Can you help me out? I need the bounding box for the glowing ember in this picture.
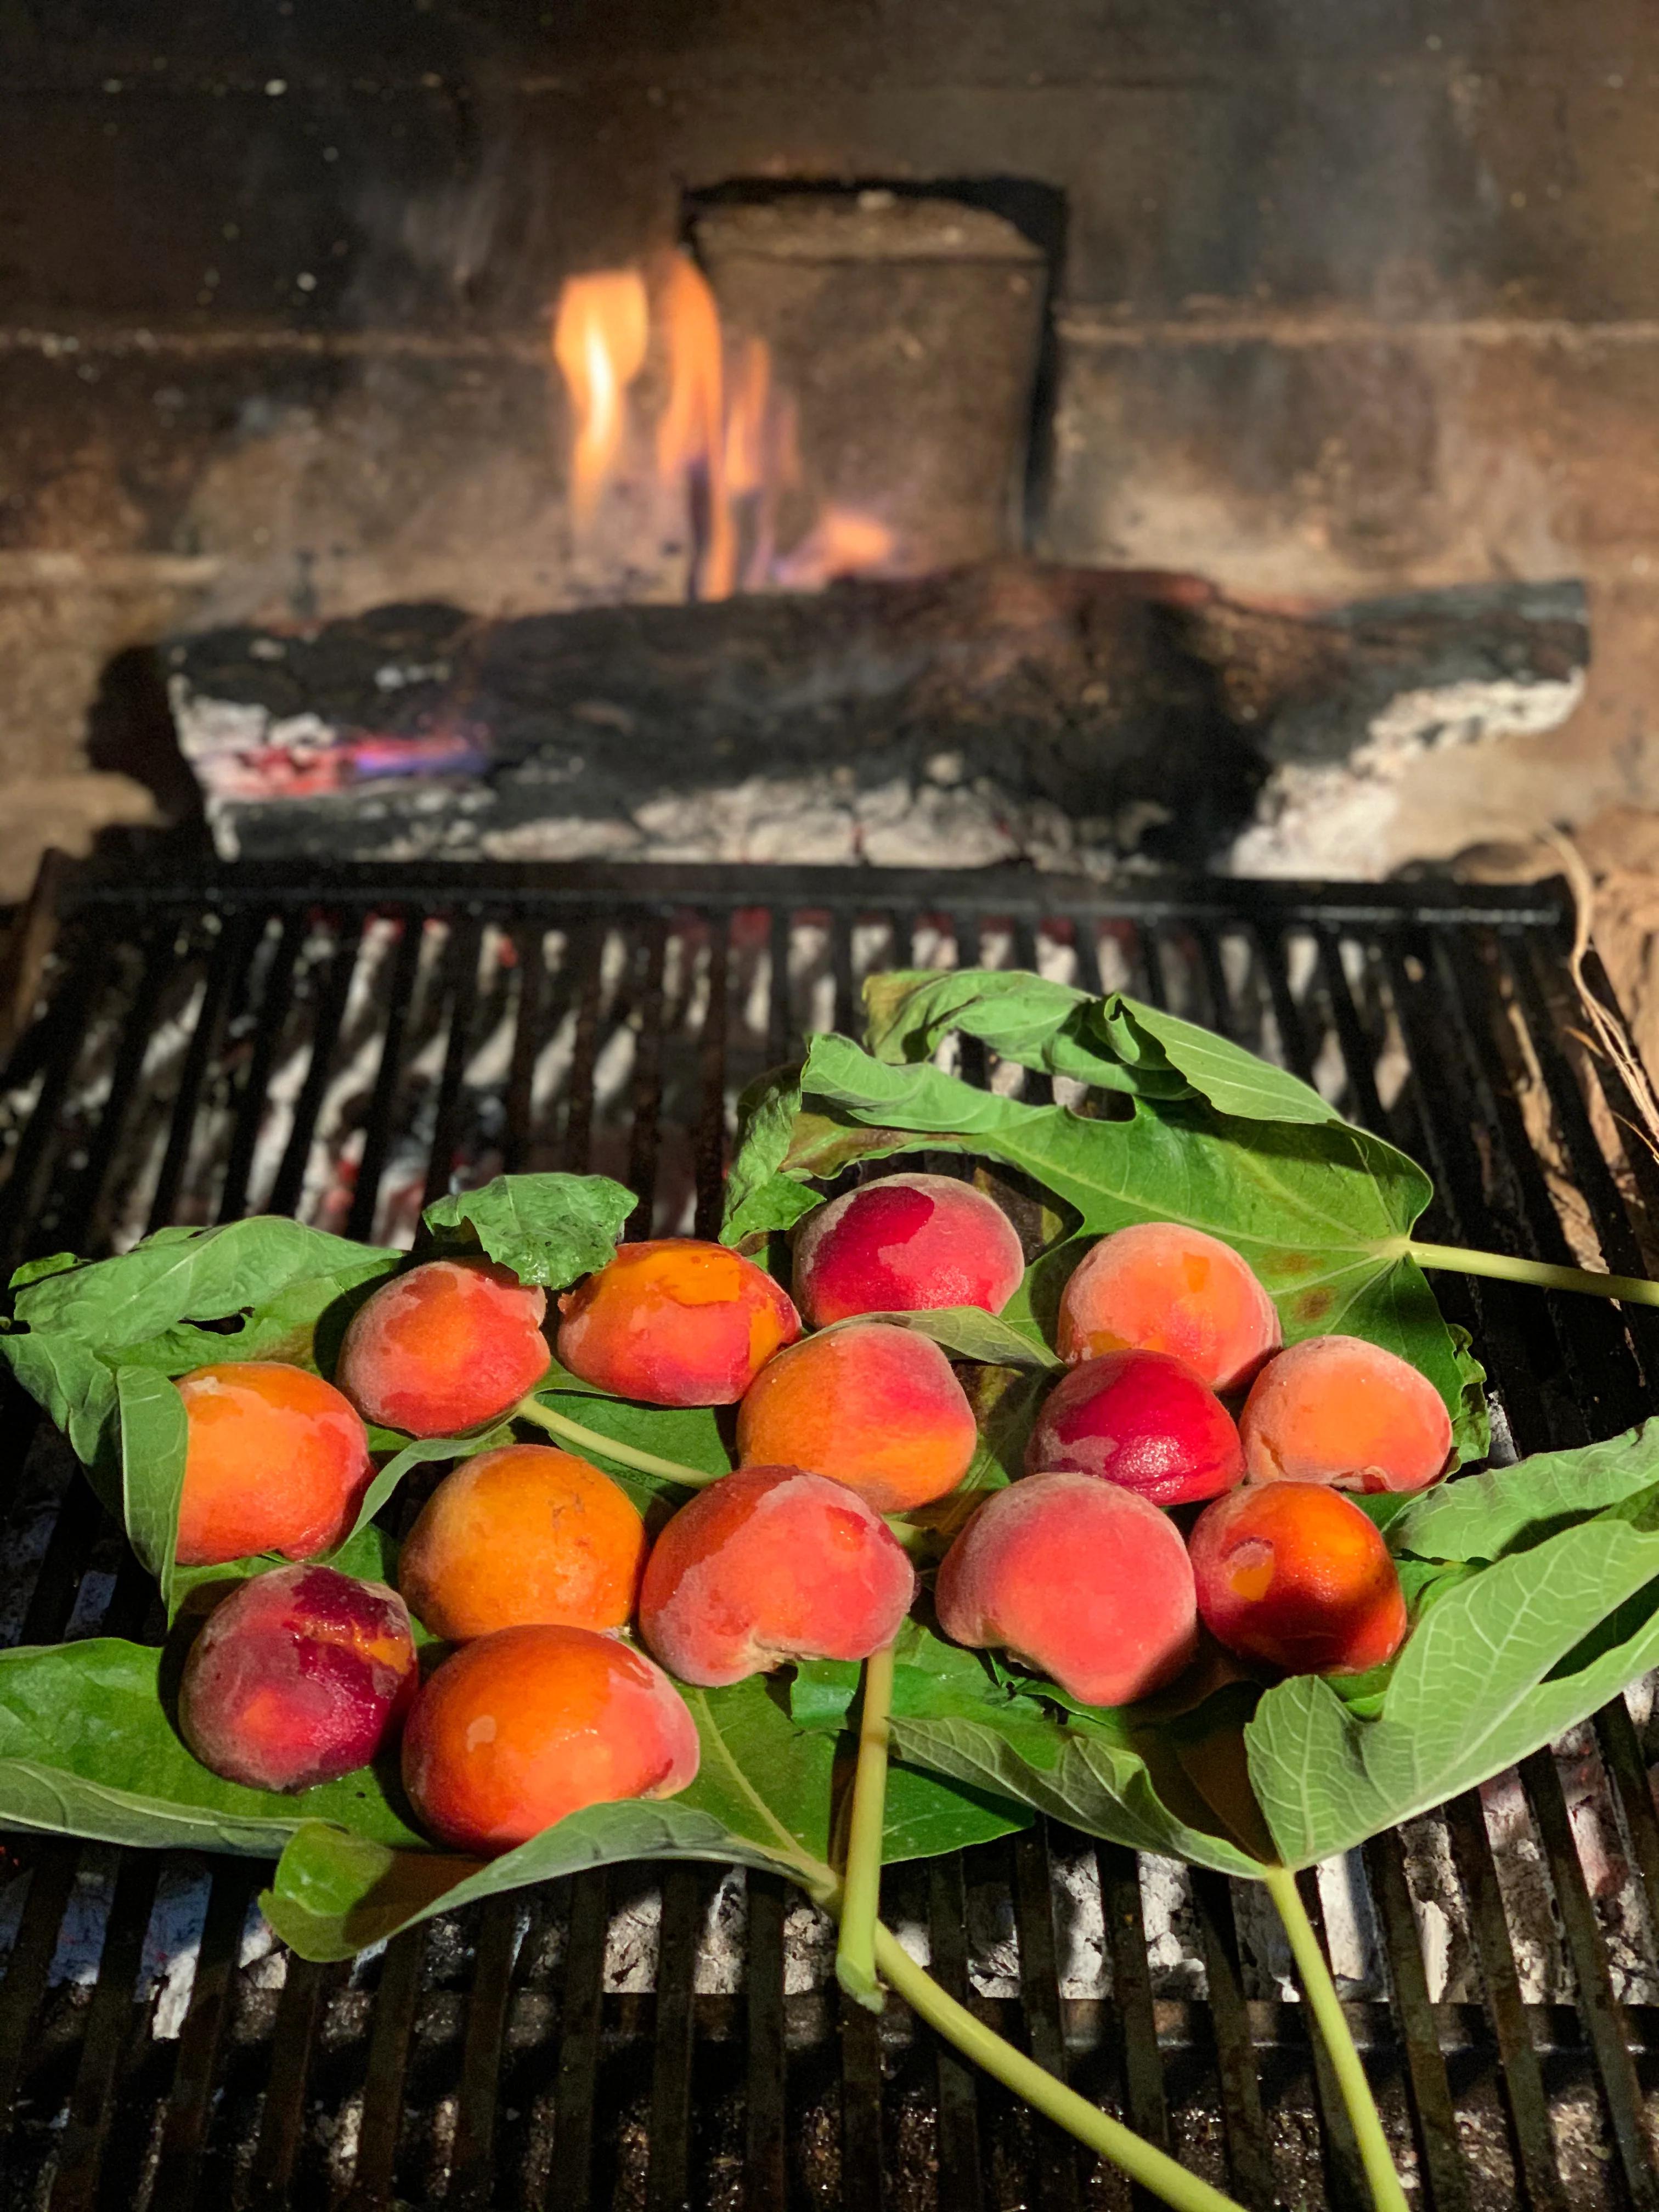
[552,249,895,600]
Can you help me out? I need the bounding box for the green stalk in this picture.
[1406,1239,1659,1309]
[513,1395,720,1486]
[1261,1865,1408,2212]
[870,1922,1245,2212]
[836,1643,895,2012]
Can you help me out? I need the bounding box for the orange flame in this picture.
[552,269,648,522]
[553,248,894,600]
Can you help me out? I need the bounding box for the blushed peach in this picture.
[398,1444,647,1642]
[401,1623,699,1854]
[176,1362,373,1567]
[935,1472,1198,1707]
[179,1563,416,1792]
[336,1259,550,1436]
[1188,1480,1407,1675]
[637,1465,915,1688]
[1240,1335,1452,1493]
[556,1240,800,1406]
[735,1322,977,1513]
[1056,1223,1281,1392]
[791,1173,1025,1327]
[1024,1348,1244,1508]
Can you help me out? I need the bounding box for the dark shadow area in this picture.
[85,645,203,826]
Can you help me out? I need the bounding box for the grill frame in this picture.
[0,858,1655,2212]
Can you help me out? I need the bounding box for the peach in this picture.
[556,1240,800,1406]
[1240,1335,1452,1493]
[401,1623,699,1854]
[179,1562,416,1792]
[935,1472,1198,1707]
[791,1172,1025,1328]
[1024,1349,1243,1507]
[176,1362,373,1567]
[735,1322,977,1513]
[336,1259,550,1436]
[637,1465,915,1688]
[1188,1480,1407,1675]
[398,1444,647,1642]
[1056,1223,1281,1391]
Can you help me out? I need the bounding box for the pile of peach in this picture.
[167,1176,1455,1855]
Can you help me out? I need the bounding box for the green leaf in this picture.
[421,1173,635,1288]
[0,1638,426,1858]
[721,1067,821,1243]
[527,1387,732,1512]
[1390,1421,1659,1564]
[263,1668,1028,1961]
[117,1366,189,1596]
[1,1217,399,1471]
[753,1034,1472,1443]
[822,1306,1057,1370]
[862,970,1340,1125]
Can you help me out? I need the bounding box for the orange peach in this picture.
[935,1471,1198,1707]
[176,1362,373,1567]
[1240,1335,1452,1493]
[791,1172,1025,1327]
[336,1259,550,1436]
[637,1465,915,1688]
[401,1623,699,1854]
[398,1444,647,1641]
[1188,1480,1407,1675]
[556,1240,800,1406]
[1056,1223,1281,1392]
[735,1322,977,1513]
[179,1563,416,1792]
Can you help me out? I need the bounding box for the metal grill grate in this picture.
[1,858,1657,2212]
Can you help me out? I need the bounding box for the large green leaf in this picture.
[2,1217,400,1480]
[0,1637,426,1857]
[863,969,1341,1125]
[261,1668,1027,1960]
[1248,1475,1659,1867]
[421,1172,635,1288]
[724,1034,1476,1443]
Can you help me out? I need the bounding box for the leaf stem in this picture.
[512,1395,722,1487]
[1407,1239,1659,1309]
[870,1922,1246,2212]
[836,1643,895,2013]
[1261,1865,1408,2212]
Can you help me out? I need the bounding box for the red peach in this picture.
[176,1362,373,1567]
[556,1240,800,1406]
[1024,1349,1244,1508]
[1056,1222,1281,1391]
[1240,1335,1452,1493]
[791,1172,1025,1328]
[1188,1480,1407,1675]
[935,1471,1198,1707]
[179,1563,416,1792]
[336,1259,550,1436]
[735,1322,978,1513]
[402,1624,699,1854]
[397,1444,647,1641]
[637,1465,916,1688]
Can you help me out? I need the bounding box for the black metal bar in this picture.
[693,919,730,1241]
[626,919,669,1239]
[217,913,303,1222]
[47,1848,161,2212]
[744,1871,788,2212]
[267,916,360,1219]
[0,1843,80,2137]
[343,917,424,1244]
[1364,1829,1470,2212]
[1097,1838,1171,2191]
[0,939,109,1273]
[645,1863,703,2212]
[838,1986,886,2212]
[1519,1748,1657,2210]
[245,1955,336,2212]
[1294,1869,1370,2212]
[1190,1872,1274,2211]
[503,919,546,1173]
[54,928,173,1254]
[926,1854,985,2212]
[150,1860,261,2212]
[448,1894,521,2212]
[147,912,257,1233]
[343,1927,426,2212]
[1011,1825,1081,2212]
[561,923,605,1178]
[1442,1790,1567,2212]
[546,1869,608,2212]
[767,907,793,1066]
[419,911,486,1212]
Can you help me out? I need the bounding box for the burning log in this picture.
[159,562,1587,872]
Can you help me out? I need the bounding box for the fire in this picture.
[551,270,649,522]
[552,250,895,599]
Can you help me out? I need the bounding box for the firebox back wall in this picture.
[1,0,1657,887]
